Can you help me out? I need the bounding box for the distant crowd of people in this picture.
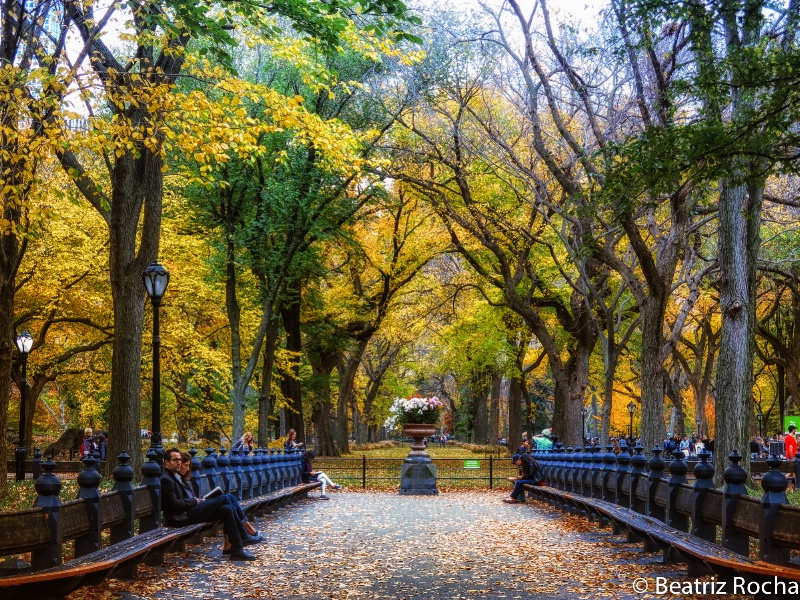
[662,434,714,458]
[750,424,797,459]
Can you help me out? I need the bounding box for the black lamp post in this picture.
[142,261,170,464]
[627,401,636,441]
[756,409,764,439]
[15,331,33,480]
[580,406,588,444]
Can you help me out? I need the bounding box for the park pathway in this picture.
[66,491,750,600]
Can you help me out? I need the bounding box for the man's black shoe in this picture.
[229,549,256,561]
[243,534,264,546]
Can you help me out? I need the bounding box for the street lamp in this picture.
[627,401,636,441]
[580,406,588,444]
[142,261,170,464]
[756,409,764,439]
[15,331,33,480]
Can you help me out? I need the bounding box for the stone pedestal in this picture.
[399,424,438,495]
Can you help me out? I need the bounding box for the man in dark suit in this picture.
[161,447,259,561]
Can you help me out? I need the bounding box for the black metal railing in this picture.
[314,456,519,489]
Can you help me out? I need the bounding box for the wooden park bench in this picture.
[520,442,800,589]
[0,447,320,600]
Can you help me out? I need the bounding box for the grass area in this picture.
[343,444,508,459]
[747,486,800,505]
[315,446,518,491]
[0,478,115,512]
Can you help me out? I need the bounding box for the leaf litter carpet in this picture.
[67,490,751,600]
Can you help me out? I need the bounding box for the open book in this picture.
[202,486,223,500]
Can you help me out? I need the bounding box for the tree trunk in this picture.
[664,368,684,438]
[336,338,369,453]
[106,147,164,474]
[716,179,763,483]
[309,351,339,457]
[22,375,49,453]
[552,327,595,447]
[226,225,246,443]
[471,371,489,444]
[508,375,522,452]
[601,367,614,446]
[638,296,668,454]
[367,425,379,442]
[280,296,304,442]
[257,321,279,445]
[505,291,596,448]
[352,401,364,445]
[173,375,190,443]
[0,259,15,493]
[488,371,501,445]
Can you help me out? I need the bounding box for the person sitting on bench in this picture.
[284,428,304,452]
[178,452,261,539]
[301,450,341,499]
[161,448,260,561]
[503,453,544,504]
[231,432,254,456]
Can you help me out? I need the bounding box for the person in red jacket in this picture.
[786,425,797,460]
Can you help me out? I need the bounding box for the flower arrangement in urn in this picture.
[385,395,443,428]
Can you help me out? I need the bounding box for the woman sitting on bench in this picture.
[178,452,260,539]
[161,448,261,561]
[301,450,341,500]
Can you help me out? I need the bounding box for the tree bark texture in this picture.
[336,338,369,452]
[280,298,304,442]
[106,148,163,475]
[488,370,501,445]
[470,370,490,444]
[257,325,279,446]
[309,350,339,457]
[0,269,15,493]
[716,179,763,483]
[508,375,523,452]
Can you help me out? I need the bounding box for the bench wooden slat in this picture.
[62,500,90,540]
[524,484,800,582]
[0,508,49,555]
[674,485,695,516]
[0,527,180,587]
[0,476,320,600]
[100,492,125,529]
[732,496,761,537]
[772,504,800,550]
[132,487,153,518]
[701,489,723,526]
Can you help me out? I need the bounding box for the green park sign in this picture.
[785,416,800,434]
[463,460,480,469]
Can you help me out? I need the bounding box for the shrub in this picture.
[350,440,398,451]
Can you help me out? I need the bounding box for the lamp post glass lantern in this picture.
[142,262,170,464]
[757,410,764,439]
[627,401,636,441]
[15,331,33,480]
